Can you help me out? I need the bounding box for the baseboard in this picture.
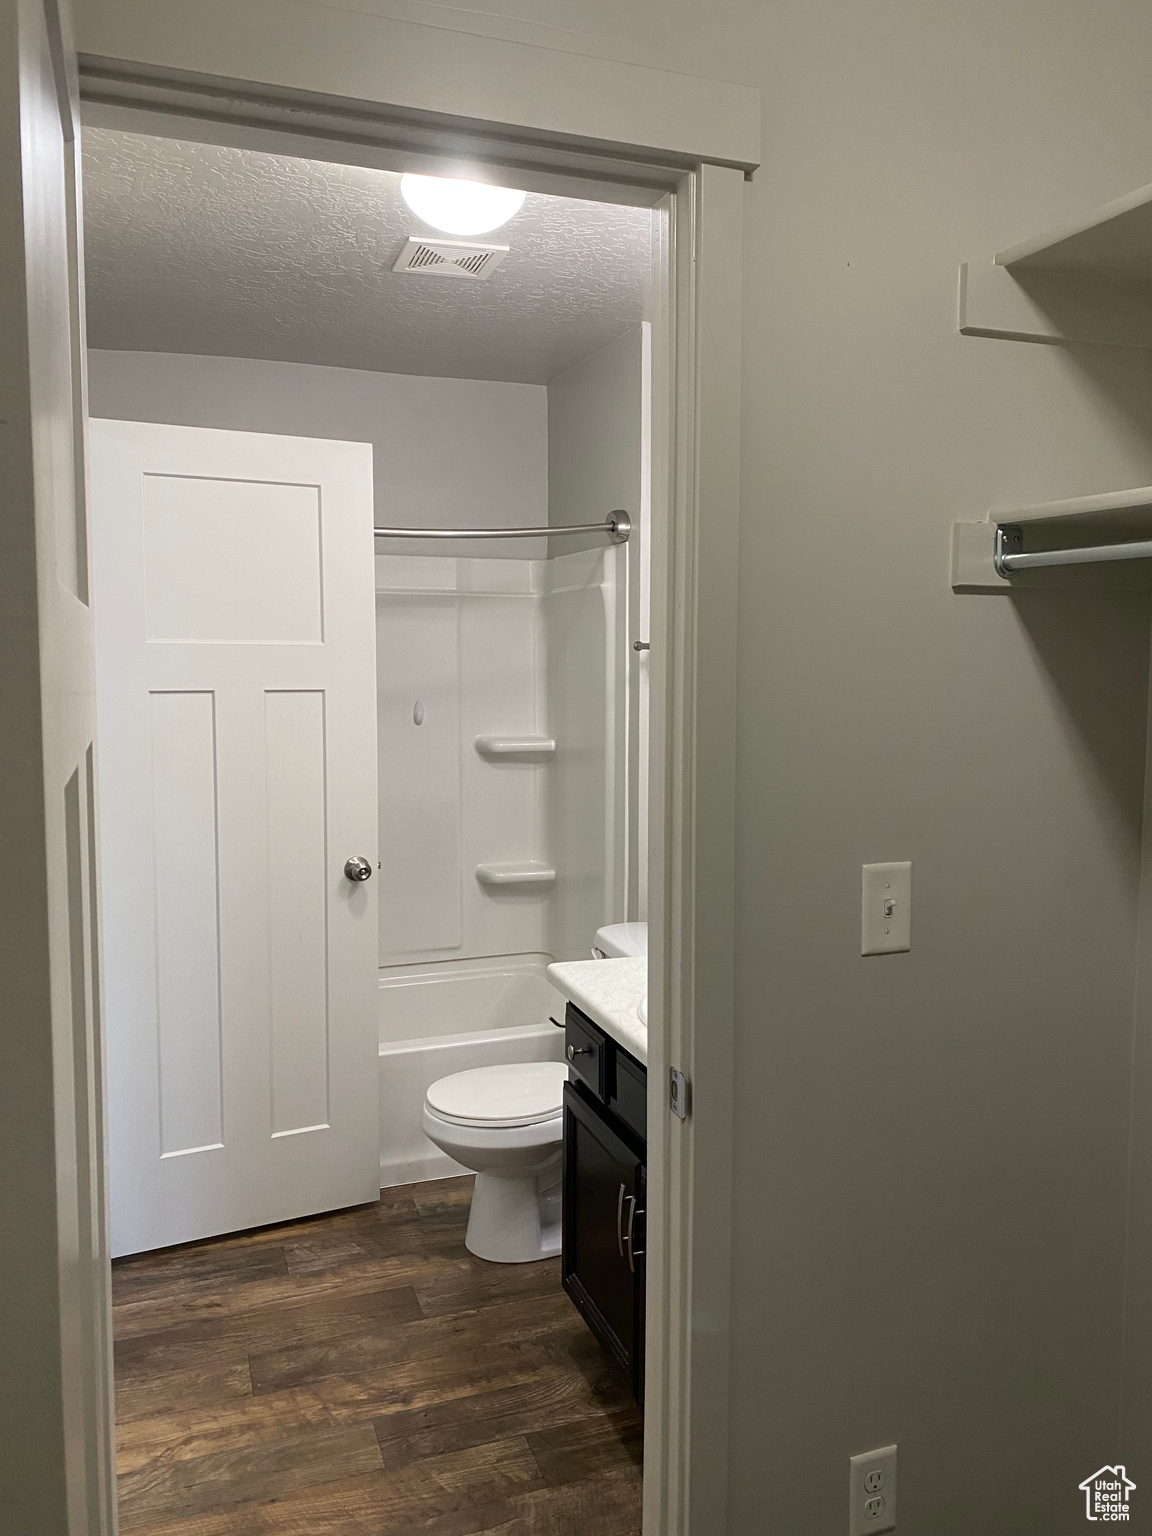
[380,1147,471,1189]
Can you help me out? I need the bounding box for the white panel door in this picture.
[90,420,378,1256]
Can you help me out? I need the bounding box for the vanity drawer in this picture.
[565,1005,605,1099]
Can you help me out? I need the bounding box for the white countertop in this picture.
[546,956,648,1066]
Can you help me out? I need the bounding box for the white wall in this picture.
[87,350,548,552]
[71,6,1152,1534]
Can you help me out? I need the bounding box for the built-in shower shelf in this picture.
[475,861,557,888]
[474,734,556,759]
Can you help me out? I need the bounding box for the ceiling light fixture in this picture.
[399,174,526,236]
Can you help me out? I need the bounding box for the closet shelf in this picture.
[958,178,1152,349]
[475,861,556,888]
[952,486,1152,592]
[995,181,1152,288]
[474,734,556,759]
[989,482,1152,525]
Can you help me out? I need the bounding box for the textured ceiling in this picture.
[81,129,652,385]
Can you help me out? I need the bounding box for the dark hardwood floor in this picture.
[112,1176,643,1535]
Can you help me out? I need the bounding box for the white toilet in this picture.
[421,924,648,1265]
[421,1060,568,1263]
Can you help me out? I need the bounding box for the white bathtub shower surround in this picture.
[376,554,550,967]
[375,547,630,1185]
[375,550,628,970]
[381,557,533,960]
[378,958,566,1186]
[547,956,648,1064]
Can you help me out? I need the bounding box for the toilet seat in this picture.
[424,1061,567,1130]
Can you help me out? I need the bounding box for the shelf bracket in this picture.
[992,523,1024,577]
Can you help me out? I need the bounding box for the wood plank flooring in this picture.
[113,1176,643,1535]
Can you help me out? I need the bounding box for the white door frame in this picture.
[19,7,755,1531]
[2,2,117,1532]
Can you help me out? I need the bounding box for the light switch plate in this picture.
[861,862,911,955]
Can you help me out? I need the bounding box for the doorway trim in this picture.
[72,0,760,177]
[67,12,753,1532]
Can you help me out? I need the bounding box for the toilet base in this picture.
[465,1165,562,1264]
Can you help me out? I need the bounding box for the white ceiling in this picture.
[81,128,652,385]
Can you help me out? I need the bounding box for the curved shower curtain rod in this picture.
[373,511,631,544]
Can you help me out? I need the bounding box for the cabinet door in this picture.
[562,1081,644,1396]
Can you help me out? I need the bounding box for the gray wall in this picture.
[87,350,548,554]
[76,4,1152,1533]
[722,9,1152,1531]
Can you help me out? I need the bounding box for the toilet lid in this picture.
[425,1061,568,1127]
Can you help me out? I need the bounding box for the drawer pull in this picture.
[625,1198,645,1274]
[566,1043,592,1061]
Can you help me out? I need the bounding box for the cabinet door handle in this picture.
[567,1043,592,1061]
[616,1183,627,1256]
[625,1199,645,1274]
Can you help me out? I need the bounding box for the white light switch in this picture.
[861,862,911,955]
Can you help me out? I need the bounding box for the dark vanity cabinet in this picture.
[561,1003,646,1406]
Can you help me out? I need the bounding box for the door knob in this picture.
[343,856,373,882]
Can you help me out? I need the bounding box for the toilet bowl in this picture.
[421,1060,568,1263]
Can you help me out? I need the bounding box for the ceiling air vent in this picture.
[392,236,508,281]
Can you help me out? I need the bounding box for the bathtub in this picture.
[378,959,567,1188]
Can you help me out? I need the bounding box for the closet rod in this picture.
[374,511,631,544]
[994,523,1152,576]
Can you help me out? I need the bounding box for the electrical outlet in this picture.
[850,1445,897,1535]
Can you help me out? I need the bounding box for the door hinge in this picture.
[669,1068,690,1121]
